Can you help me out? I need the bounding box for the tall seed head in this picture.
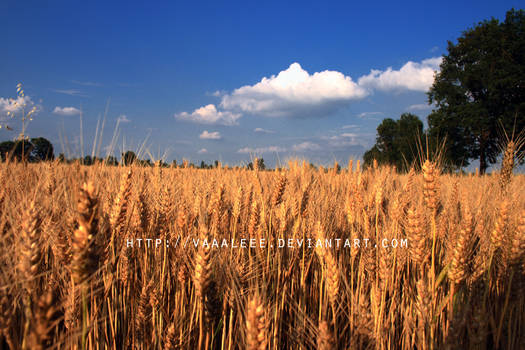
[271,173,287,207]
[245,294,266,350]
[449,211,473,285]
[422,160,439,212]
[510,210,525,267]
[71,182,99,285]
[19,201,43,292]
[406,207,427,266]
[499,140,515,191]
[110,169,132,232]
[491,200,509,251]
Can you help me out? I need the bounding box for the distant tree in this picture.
[83,155,94,165]
[247,158,266,170]
[363,113,424,171]
[105,156,118,166]
[0,140,34,162]
[30,137,54,161]
[57,153,66,163]
[427,9,525,173]
[122,151,137,166]
[257,158,266,170]
[0,141,15,161]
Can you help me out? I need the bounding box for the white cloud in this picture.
[322,133,368,148]
[175,104,241,126]
[357,111,383,119]
[176,58,442,124]
[197,148,208,154]
[53,106,81,116]
[199,130,222,140]
[292,142,321,152]
[407,103,432,111]
[52,89,87,97]
[220,62,368,118]
[358,57,442,92]
[0,96,35,117]
[237,146,286,154]
[210,90,226,97]
[117,114,131,123]
[342,124,359,129]
[254,127,275,134]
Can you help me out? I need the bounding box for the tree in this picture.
[247,158,266,170]
[257,158,266,170]
[30,137,54,161]
[363,113,424,171]
[83,155,94,165]
[427,9,525,173]
[0,141,15,161]
[0,140,33,161]
[122,151,137,166]
[105,156,118,166]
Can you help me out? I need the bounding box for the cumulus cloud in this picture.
[0,96,35,117]
[254,127,275,134]
[221,62,368,118]
[197,148,208,154]
[117,114,131,123]
[291,142,321,152]
[175,104,241,126]
[358,57,442,92]
[199,130,222,140]
[176,58,442,124]
[237,146,286,154]
[53,106,81,116]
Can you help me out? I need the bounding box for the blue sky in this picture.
[0,0,521,166]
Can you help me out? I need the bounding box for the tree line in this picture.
[0,140,271,170]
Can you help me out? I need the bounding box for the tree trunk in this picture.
[479,142,487,174]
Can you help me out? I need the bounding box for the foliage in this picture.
[247,158,266,170]
[30,137,54,161]
[427,8,525,173]
[0,140,33,161]
[122,151,137,166]
[363,113,424,172]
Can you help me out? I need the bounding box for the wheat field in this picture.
[0,159,524,349]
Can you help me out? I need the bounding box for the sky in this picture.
[0,0,522,167]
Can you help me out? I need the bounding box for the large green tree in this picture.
[427,8,525,173]
[363,113,424,172]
